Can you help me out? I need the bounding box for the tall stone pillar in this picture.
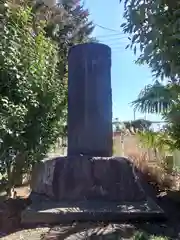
[68,43,112,157]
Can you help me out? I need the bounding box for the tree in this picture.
[0,0,94,191]
[131,80,180,121]
[120,0,180,152]
[120,0,180,82]
[132,81,175,114]
[113,118,152,133]
[0,1,64,189]
[123,119,152,132]
[132,82,180,150]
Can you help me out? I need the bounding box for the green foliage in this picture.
[168,123,180,150]
[133,231,148,240]
[133,231,169,240]
[132,81,178,114]
[123,119,152,131]
[130,81,180,150]
[137,130,173,153]
[0,0,94,189]
[113,118,152,133]
[43,0,95,44]
[0,1,66,184]
[120,0,180,81]
[120,0,180,152]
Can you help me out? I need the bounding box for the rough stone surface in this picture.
[30,156,146,202]
[21,194,165,225]
[68,43,112,157]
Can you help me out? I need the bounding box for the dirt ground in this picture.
[0,185,180,239]
[12,185,31,198]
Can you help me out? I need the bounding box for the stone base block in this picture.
[30,156,146,202]
[21,193,165,224]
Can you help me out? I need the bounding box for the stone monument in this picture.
[22,43,164,224]
[68,43,112,157]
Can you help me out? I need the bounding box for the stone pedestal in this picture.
[30,156,146,202]
[22,156,165,224]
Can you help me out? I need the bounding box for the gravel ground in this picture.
[1,193,180,240]
[1,180,180,239]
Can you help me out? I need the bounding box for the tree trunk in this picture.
[6,152,27,195]
[13,152,27,186]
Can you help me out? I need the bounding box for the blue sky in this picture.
[83,0,162,123]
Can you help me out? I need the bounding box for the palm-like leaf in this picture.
[165,104,180,122]
[132,81,177,114]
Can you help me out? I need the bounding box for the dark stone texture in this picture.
[30,156,147,202]
[22,193,165,225]
[68,43,112,157]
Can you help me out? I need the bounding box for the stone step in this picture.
[21,194,166,225]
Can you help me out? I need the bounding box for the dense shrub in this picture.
[128,153,175,192]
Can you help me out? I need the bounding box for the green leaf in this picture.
[0,0,92,177]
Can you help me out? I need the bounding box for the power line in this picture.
[95,33,124,38]
[69,13,123,34]
[97,36,129,46]
[50,6,127,40]
[99,44,127,49]
[106,43,127,47]
[96,42,128,51]
[95,23,122,33]
[104,47,126,51]
[98,37,128,42]
[99,42,127,47]
[111,47,127,51]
